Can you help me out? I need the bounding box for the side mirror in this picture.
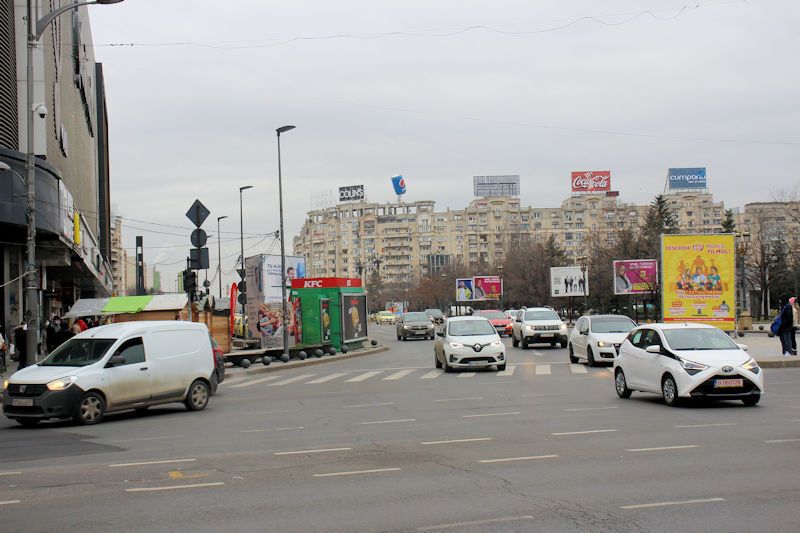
[645,345,662,355]
[436,331,445,337]
[736,343,749,351]
[107,354,125,367]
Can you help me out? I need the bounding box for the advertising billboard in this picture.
[245,254,307,349]
[550,266,589,297]
[339,184,365,202]
[667,168,707,189]
[571,171,611,193]
[613,259,658,295]
[456,278,474,302]
[342,293,368,342]
[391,175,407,196]
[320,299,332,343]
[661,234,735,330]
[473,276,503,301]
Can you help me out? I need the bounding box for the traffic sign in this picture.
[185,199,210,228]
[189,247,209,270]
[203,279,211,288]
[191,229,207,248]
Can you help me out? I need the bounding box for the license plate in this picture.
[414,330,427,335]
[468,361,485,367]
[539,333,554,338]
[714,379,743,388]
[11,398,34,407]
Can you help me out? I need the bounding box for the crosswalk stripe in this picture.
[383,369,416,381]
[570,364,588,374]
[228,375,284,388]
[459,372,477,378]
[496,365,516,376]
[420,370,442,379]
[345,370,383,382]
[305,372,348,384]
[269,374,316,386]
[536,364,551,375]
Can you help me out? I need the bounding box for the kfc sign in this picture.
[571,171,611,193]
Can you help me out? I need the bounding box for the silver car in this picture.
[396,312,435,341]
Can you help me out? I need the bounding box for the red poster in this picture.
[571,171,611,192]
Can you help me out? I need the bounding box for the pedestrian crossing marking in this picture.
[383,369,416,381]
[420,370,442,379]
[459,372,477,378]
[306,372,348,384]
[229,375,284,388]
[536,364,551,375]
[269,374,316,386]
[570,364,588,374]
[496,365,516,376]
[346,370,383,382]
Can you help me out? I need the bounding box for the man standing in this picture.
[13,323,28,370]
[790,296,798,356]
[778,296,794,356]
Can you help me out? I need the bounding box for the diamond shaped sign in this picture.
[186,199,210,228]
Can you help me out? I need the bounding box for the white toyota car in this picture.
[434,316,507,372]
[614,323,764,406]
[568,314,637,366]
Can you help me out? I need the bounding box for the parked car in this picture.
[376,311,398,325]
[568,314,637,366]
[397,312,435,340]
[434,316,506,372]
[209,334,226,387]
[511,307,568,349]
[474,309,513,337]
[2,321,217,426]
[614,323,763,406]
[425,308,445,324]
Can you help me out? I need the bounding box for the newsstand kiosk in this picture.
[290,278,368,352]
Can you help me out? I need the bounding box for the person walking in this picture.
[13,323,28,370]
[777,297,794,356]
[0,325,7,374]
[52,321,75,350]
[791,296,798,356]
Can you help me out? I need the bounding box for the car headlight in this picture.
[46,376,77,391]
[2,379,8,391]
[449,342,464,348]
[525,325,534,331]
[596,341,607,347]
[677,357,708,376]
[742,358,760,374]
[403,325,411,330]
[491,340,503,347]
[560,324,567,330]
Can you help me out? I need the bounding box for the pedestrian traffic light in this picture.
[184,270,197,293]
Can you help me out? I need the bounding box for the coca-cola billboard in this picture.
[571,171,611,193]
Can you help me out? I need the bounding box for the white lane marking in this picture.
[358,418,416,425]
[126,482,225,493]
[0,471,22,476]
[243,408,300,415]
[314,467,401,478]
[674,423,736,428]
[109,458,196,468]
[241,426,304,433]
[621,497,725,510]
[606,367,615,373]
[274,447,352,456]
[343,402,395,408]
[564,406,618,412]
[420,370,443,379]
[462,412,520,418]
[434,397,483,402]
[535,364,551,375]
[305,373,348,384]
[764,438,800,444]
[459,372,477,378]
[626,445,701,452]
[570,364,588,374]
[478,454,559,464]
[552,429,617,436]
[110,435,184,443]
[532,351,545,356]
[270,374,316,386]
[496,365,516,376]
[345,370,383,382]
[0,500,21,505]
[228,375,283,388]
[422,438,493,445]
[417,515,534,531]
[521,392,567,397]
[383,369,416,380]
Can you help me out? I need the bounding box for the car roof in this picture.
[521,307,556,311]
[636,323,717,330]
[476,309,502,313]
[587,314,635,320]
[446,316,491,322]
[74,320,207,339]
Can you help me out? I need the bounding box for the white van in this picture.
[2,321,217,426]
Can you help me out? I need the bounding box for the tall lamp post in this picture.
[239,186,253,317]
[23,0,124,361]
[216,215,228,298]
[276,125,295,361]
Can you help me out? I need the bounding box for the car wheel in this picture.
[497,363,507,371]
[662,374,680,407]
[512,333,519,348]
[16,418,40,427]
[443,356,453,373]
[560,340,568,349]
[435,352,442,368]
[397,334,401,340]
[568,344,578,364]
[615,369,632,398]
[742,395,761,406]
[185,379,210,411]
[521,337,528,350]
[74,392,105,425]
[587,346,596,367]
[550,341,557,348]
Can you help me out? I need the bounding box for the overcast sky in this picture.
[88,0,800,292]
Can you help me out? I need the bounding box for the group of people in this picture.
[563,275,586,295]
[776,296,799,356]
[676,266,723,292]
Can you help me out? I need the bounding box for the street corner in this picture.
[224,342,389,376]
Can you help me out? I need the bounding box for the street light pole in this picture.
[276,125,295,361]
[239,186,253,317]
[217,215,228,298]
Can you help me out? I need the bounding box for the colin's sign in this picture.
[339,185,365,201]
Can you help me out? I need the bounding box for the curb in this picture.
[224,345,389,376]
[758,359,800,369]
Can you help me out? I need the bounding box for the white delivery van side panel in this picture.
[146,327,213,401]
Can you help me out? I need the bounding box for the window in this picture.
[113,337,146,365]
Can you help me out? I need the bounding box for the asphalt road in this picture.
[1,325,799,532]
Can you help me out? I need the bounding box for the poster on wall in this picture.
[342,294,368,342]
[550,266,589,297]
[661,234,735,330]
[456,278,474,302]
[246,254,306,349]
[473,276,503,301]
[613,260,658,295]
[320,298,331,343]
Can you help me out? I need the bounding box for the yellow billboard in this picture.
[661,234,735,330]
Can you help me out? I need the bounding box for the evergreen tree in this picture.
[543,235,568,267]
[721,209,736,233]
[642,194,678,257]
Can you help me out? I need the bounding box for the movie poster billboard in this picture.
[245,254,307,349]
[342,293,368,342]
[456,278,474,302]
[550,266,589,297]
[661,234,735,330]
[473,276,503,301]
[613,259,658,295]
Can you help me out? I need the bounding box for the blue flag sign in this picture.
[391,175,407,195]
[668,168,707,189]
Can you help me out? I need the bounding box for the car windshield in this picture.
[478,311,507,320]
[524,310,560,321]
[663,328,740,351]
[591,317,636,333]
[426,309,443,318]
[403,312,429,322]
[39,338,116,367]
[448,320,497,336]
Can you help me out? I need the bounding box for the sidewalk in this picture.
[731,333,800,368]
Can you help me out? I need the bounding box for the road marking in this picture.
[420,370,443,379]
[417,515,534,531]
[564,406,618,412]
[459,372,477,378]
[434,396,483,402]
[110,435,184,443]
[0,472,21,476]
[241,426,304,433]
[274,447,352,456]
[228,375,283,388]
[314,467,401,478]
[478,454,558,463]
[383,369,416,380]
[764,438,800,444]
[462,412,520,418]
[620,497,725,510]
[496,365,516,376]
[270,374,316,386]
[521,392,567,397]
[606,367,615,373]
[536,364,551,375]
[359,418,416,425]
[343,402,395,408]
[626,445,700,452]
[570,364,588,374]
[0,500,21,506]
[346,370,383,382]
[125,482,225,493]
[422,438,493,445]
[674,423,736,428]
[305,372,348,384]
[552,429,617,436]
[168,471,207,480]
[109,458,196,468]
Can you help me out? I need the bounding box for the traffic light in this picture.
[183,269,197,293]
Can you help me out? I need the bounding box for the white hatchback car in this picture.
[614,323,764,406]
[434,316,506,372]
[568,314,637,366]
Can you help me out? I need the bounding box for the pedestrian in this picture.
[791,296,798,356]
[0,325,7,373]
[45,316,60,354]
[13,323,28,370]
[52,321,75,350]
[777,296,794,356]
